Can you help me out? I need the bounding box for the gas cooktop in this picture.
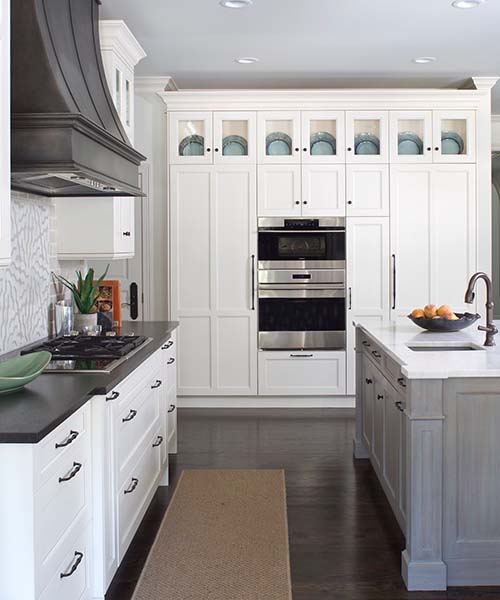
[21,334,152,373]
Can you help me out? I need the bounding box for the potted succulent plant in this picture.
[53,266,109,332]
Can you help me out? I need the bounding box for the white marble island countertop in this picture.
[355,319,500,379]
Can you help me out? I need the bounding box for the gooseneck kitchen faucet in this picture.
[464,272,498,346]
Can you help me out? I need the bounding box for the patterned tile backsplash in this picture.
[0,192,64,354]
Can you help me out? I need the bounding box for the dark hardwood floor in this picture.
[106,408,500,600]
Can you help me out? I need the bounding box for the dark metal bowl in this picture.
[407,312,481,332]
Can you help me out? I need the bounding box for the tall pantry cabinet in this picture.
[163,85,494,401]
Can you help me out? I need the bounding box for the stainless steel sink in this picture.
[407,343,484,352]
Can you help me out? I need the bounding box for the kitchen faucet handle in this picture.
[478,324,498,334]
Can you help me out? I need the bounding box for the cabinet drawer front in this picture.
[38,526,91,600]
[34,405,89,491]
[384,354,408,398]
[112,352,160,408]
[258,351,346,395]
[116,384,161,486]
[35,435,90,590]
[118,429,162,560]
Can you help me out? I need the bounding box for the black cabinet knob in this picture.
[206,147,211,152]
[214,148,219,152]
[294,147,299,152]
[303,201,308,205]
[303,147,308,152]
[295,201,300,205]
[347,147,352,151]
[435,147,439,152]
[347,200,352,205]
[427,147,432,151]
[123,231,131,237]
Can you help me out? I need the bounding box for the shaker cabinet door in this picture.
[169,112,213,164]
[301,165,346,216]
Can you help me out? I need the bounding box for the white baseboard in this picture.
[177,395,356,409]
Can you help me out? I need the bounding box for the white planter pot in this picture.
[74,312,98,332]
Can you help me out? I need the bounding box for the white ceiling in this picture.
[100,0,500,111]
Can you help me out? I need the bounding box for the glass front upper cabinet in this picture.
[258,111,301,163]
[433,110,476,163]
[346,111,389,163]
[389,111,433,163]
[301,111,345,163]
[169,112,213,164]
[213,112,256,163]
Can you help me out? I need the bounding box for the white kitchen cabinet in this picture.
[213,111,257,164]
[346,165,389,216]
[433,110,476,163]
[258,350,346,396]
[56,21,143,261]
[346,217,390,394]
[346,111,389,163]
[257,111,301,164]
[91,345,173,599]
[389,111,433,164]
[170,165,258,396]
[301,110,345,163]
[257,165,301,216]
[0,404,92,600]
[0,0,10,267]
[390,164,476,319]
[169,111,213,165]
[301,165,346,216]
[99,20,146,145]
[383,384,401,508]
[55,196,135,259]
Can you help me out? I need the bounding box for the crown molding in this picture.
[135,76,178,95]
[99,20,146,67]
[472,77,500,91]
[158,87,489,111]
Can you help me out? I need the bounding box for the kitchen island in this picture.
[354,320,500,591]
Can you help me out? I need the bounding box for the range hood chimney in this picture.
[11,0,146,197]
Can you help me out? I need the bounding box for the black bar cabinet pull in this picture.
[392,254,397,310]
[162,340,173,350]
[251,254,256,310]
[372,351,381,359]
[377,394,384,400]
[365,378,373,384]
[168,404,176,413]
[362,340,370,347]
[122,409,137,423]
[395,400,405,412]
[59,462,82,483]
[290,354,313,358]
[55,430,79,449]
[124,478,139,494]
[167,357,175,365]
[106,391,120,402]
[348,287,352,310]
[60,551,84,579]
[397,377,407,388]
[151,380,162,389]
[152,436,164,448]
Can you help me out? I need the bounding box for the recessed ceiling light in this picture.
[235,57,259,64]
[452,0,484,8]
[220,0,253,8]
[412,57,437,64]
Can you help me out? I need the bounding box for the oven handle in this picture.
[258,229,345,233]
[258,288,346,299]
[251,254,256,310]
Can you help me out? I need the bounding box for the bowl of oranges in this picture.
[408,305,480,332]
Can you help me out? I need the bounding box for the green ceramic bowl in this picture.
[0,351,52,395]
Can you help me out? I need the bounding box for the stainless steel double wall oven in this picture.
[257,217,346,350]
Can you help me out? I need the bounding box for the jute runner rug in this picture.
[132,469,293,600]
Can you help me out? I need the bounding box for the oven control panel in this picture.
[284,219,319,229]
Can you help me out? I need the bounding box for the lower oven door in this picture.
[258,288,346,350]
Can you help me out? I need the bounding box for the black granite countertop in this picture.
[0,321,178,444]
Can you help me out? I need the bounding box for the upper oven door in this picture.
[258,229,345,269]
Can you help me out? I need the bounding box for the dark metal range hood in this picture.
[11,0,146,197]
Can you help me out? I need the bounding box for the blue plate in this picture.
[266,132,292,156]
[222,134,248,156]
[355,133,380,155]
[310,132,336,156]
[441,131,464,155]
[398,132,423,155]
[179,134,204,156]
